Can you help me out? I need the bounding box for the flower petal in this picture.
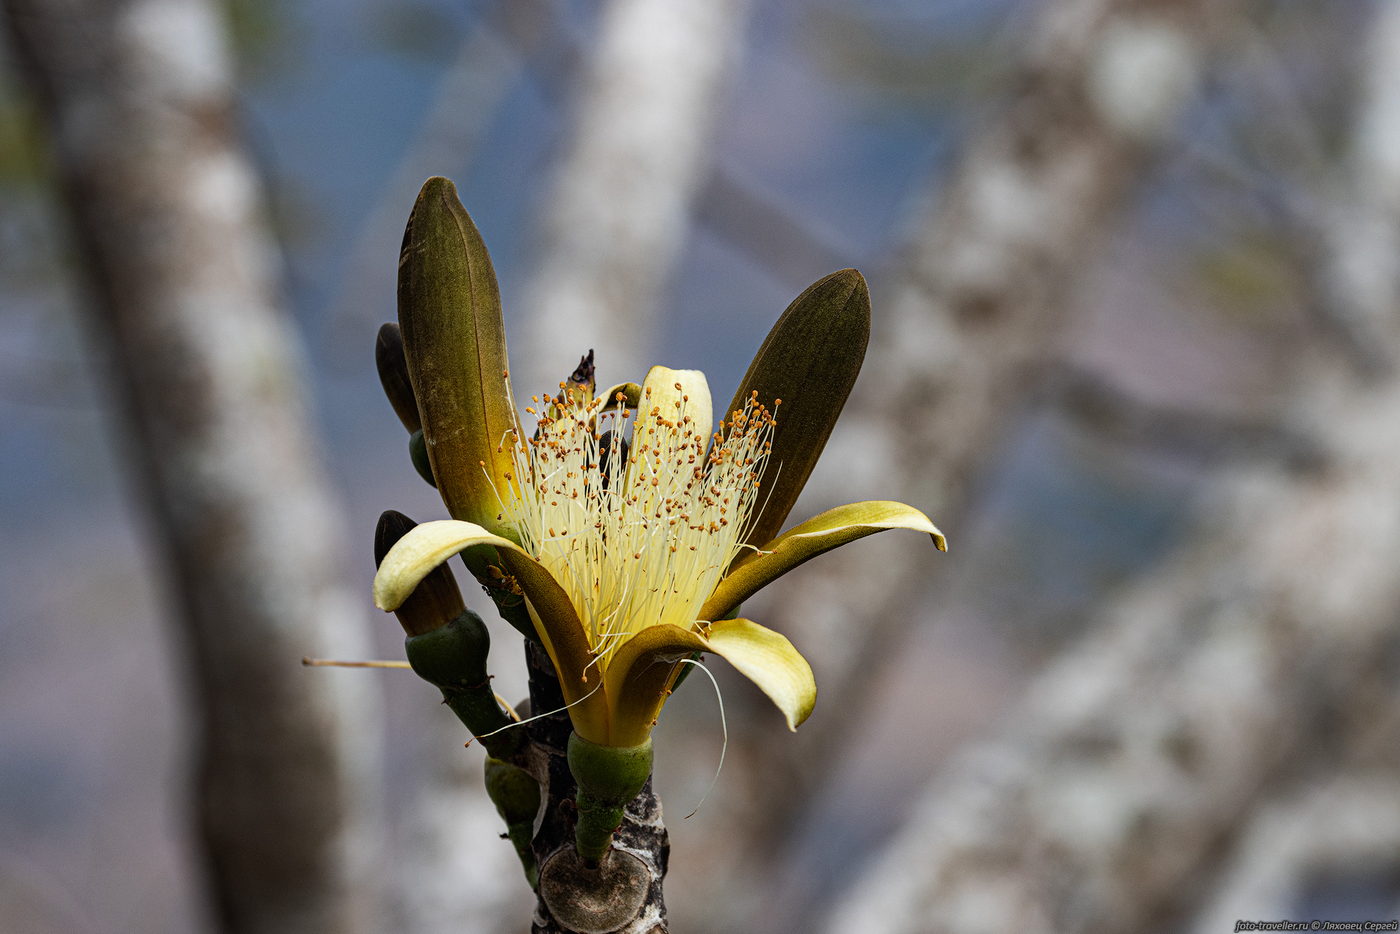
[702,618,816,731]
[701,501,946,621]
[623,366,712,497]
[605,618,816,747]
[398,177,523,542]
[725,269,870,553]
[373,520,600,719]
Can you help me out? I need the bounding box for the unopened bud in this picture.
[374,510,461,636]
[375,322,421,433]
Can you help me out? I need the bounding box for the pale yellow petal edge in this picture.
[604,617,816,747]
[373,519,604,735]
[702,500,945,621]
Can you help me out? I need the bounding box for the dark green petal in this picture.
[398,177,522,541]
[375,322,421,434]
[726,269,870,552]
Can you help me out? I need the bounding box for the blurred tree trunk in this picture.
[700,5,1246,926]
[826,3,1400,931]
[792,0,1244,724]
[326,0,556,352]
[824,367,1400,934]
[519,0,753,391]
[393,718,531,934]
[3,2,381,933]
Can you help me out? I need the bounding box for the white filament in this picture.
[501,377,776,668]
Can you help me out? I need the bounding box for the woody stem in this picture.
[523,641,671,934]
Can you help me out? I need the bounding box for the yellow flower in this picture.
[375,177,945,748]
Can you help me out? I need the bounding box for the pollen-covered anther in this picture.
[499,375,777,662]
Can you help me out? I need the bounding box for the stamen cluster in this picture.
[500,381,777,666]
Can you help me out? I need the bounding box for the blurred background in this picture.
[5,0,1400,932]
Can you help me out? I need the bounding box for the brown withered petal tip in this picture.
[570,349,596,387]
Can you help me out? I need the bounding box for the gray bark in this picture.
[709,0,1244,880]
[795,0,1242,690]
[3,2,381,932]
[825,365,1400,934]
[1188,770,1400,934]
[826,4,1400,931]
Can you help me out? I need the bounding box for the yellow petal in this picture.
[701,501,946,621]
[726,269,870,553]
[622,366,712,496]
[373,520,603,728]
[398,177,523,541]
[604,618,816,747]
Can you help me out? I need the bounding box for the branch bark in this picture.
[3,2,381,932]
[826,5,1400,931]
[798,0,1243,685]
[1188,770,1400,933]
[518,644,670,934]
[718,0,1247,897]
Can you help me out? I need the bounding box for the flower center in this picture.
[501,377,776,667]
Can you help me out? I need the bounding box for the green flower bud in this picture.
[374,510,462,636]
[405,611,522,757]
[485,757,542,889]
[375,322,421,434]
[403,610,491,688]
[408,430,436,488]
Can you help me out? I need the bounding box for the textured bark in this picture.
[1303,0,1400,380]
[523,644,670,934]
[519,0,753,391]
[1188,770,1400,934]
[3,2,380,932]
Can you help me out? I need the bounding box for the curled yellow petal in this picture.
[623,366,712,498]
[604,618,816,747]
[374,518,515,611]
[373,520,602,730]
[701,501,946,621]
